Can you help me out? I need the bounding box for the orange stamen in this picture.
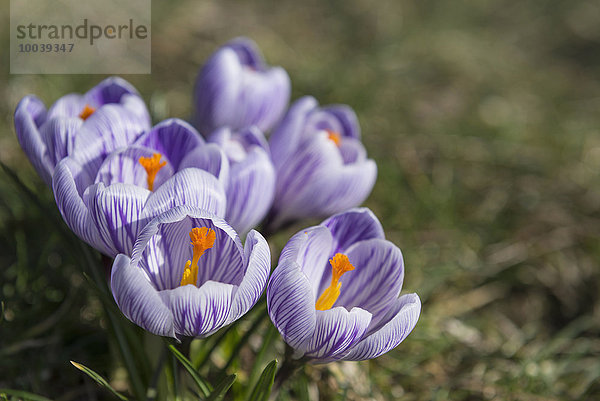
[78,104,96,120]
[315,253,355,310]
[180,227,217,286]
[326,130,342,147]
[138,153,167,191]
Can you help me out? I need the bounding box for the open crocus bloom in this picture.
[209,126,276,235]
[53,118,228,257]
[267,96,377,230]
[110,205,271,338]
[193,37,290,134]
[14,77,150,185]
[267,208,421,362]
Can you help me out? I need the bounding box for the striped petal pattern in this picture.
[193,37,291,134]
[267,208,420,362]
[110,205,271,338]
[14,77,149,184]
[267,97,377,230]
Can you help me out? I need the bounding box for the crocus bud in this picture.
[267,96,377,230]
[193,37,291,134]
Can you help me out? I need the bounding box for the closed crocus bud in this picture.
[267,97,377,230]
[209,126,276,235]
[14,77,151,185]
[53,118,228,257]
[111,205,271,339]
[267,208,421,362]
[193,37,291,134]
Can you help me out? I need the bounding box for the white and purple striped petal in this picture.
[341,294,421,361]
[322,207,385,254]
[14,96,52,184]
[193,37,290,134]
[268,97,377,230]
[110,205,271,338]
[267,209,420,362]
[111,254,176,338]
[134,119,204,171]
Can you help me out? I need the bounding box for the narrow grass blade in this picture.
[205,374,236,401]
[71,361,129,400]
[168,344,212,397]
[0,389,53,401]
[246,360,277,401]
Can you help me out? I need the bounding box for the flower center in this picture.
[326,130,342,147]
[180,227,216,287]
[78,104,96,120]
[315,253,355,311]
[138,153,167,191]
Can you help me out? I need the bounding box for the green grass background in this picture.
[1,0,600,400]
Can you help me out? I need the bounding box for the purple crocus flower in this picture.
[193,37,291,134]
[14,77,151,185]
[267,97,377,230]
[209,126,276,235]
[53,118,228,257]
[110,205,271,338]
[267,208,420,362]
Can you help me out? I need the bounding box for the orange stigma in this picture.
[138,153,167,191]
[326,130,342,147]
[315,253,355,310]
[78,104,96,120]
[180,227,216,286]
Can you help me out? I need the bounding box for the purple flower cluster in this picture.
[14,38,419,360]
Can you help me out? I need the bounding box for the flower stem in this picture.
[271,345,305,399]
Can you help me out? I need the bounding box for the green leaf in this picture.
[0,389,53,401]
[246,360,277,401]
[168,344,212,397]
[70,361,129,401]
[205,374,236,401]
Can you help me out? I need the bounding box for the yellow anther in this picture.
[138,153,167,191]
[326,130,342,147]
[315,253,355,311]
[179,227,216,287]
[79,104,96,120]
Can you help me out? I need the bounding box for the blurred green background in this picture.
[1,0,600,400]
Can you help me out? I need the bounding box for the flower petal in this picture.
[341,293,421,361]
[134,119,204,170]
[227,230,271,324]
[110,254,176,338]
[320,105,361,140]
[278,225,333,299]
[142,168,227,221]
[14,95,53,184]
[267,260,316,352]
[269,96,318,168]
[85,76,142,105]
[94,145,174,189]
[132,206,243,290]
[88,183,151,256]
[160,280,235,338]
[46,94,87,120]
[225,146,275,234]
[334,239,404,321]
[193,47,242,135]
[53,158,110,255]
[302,307,371,360]
[39,117,82,167]
[72,104,150,177]
[322,208,385,254]
[179,143,230,184]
